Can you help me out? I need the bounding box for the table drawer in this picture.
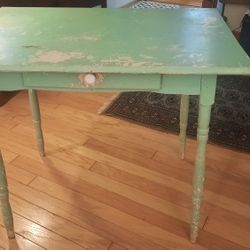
[0,73,23,91]
[23,73,161,91]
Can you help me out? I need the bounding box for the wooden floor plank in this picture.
[204,210,250,248]
[37,120,250,199]
[0,126,94,171]
[1,148,18,163]
[55,91,115,113]
[12,124,95,169]
[29,176,205,249]
[82,138,250,218]
[11,104,158,160]
[8,194,112,250]
[84,136,250,190]
[9,157,245,249]
[11,154,206,226]
[23,101,181,155]
[197,230,249,250]
[108,242,129,250]
[6,164,36,185]
[88,164,250,249]
[91,161,192,208]
[0,109,20,130]
[0,212,85,250]
[7,177,164,250]
[55,104,182,151]
[154,149,250,181]
[9,156,192,242]
[8,155,202,248]
[0,91,249,249]
[45,103,250,187]
[0,225,45,250]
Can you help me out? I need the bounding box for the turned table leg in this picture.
[190,76,216,243]
[28,89,45,157]
[179,95,189,159]
[0,151,15,239]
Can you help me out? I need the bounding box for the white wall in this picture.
[107,0,134,8]
[224,4,249,30]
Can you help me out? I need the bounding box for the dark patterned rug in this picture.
[102,76,250,152]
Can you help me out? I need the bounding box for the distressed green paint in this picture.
[200,75,217,105]
[0,73,23,91]
[28,89,45,157]
[0,151,15,239]
[0,8,250,75]
[159,75,201,95]
[190,75,216,243]
[0,8,250,243]
[179,95,189,159]
[23,72,161,90]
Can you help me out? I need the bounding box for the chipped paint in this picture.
[172,52,212,68]
[86,55,95,61]
[101,56,163,67]
[166,45,182,52]
[140,54,154,60]
[29,50,85,63]
[201,16,218,29]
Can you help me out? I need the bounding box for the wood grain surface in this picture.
[0,91,249,249]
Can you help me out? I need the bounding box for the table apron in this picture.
[23,72,161,91]
[0,73,24,91]
[0,72,202,95]
[157,75,201,95]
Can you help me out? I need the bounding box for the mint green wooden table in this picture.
[0,7,249,243]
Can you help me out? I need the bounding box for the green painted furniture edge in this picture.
[0,151,15,239]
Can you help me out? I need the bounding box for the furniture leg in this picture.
[190,76,216,243]
[28,89,45,156]
[179,95,189,159]
[0,150,15,239]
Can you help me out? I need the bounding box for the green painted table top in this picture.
[0,7,249,75]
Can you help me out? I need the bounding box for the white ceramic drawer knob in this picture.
[84,73,96,85]
[78,73,104,87]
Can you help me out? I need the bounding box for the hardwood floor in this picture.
[0,91,249,249]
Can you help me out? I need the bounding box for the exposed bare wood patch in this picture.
[101,56,163,67]
[29,50,85,64]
